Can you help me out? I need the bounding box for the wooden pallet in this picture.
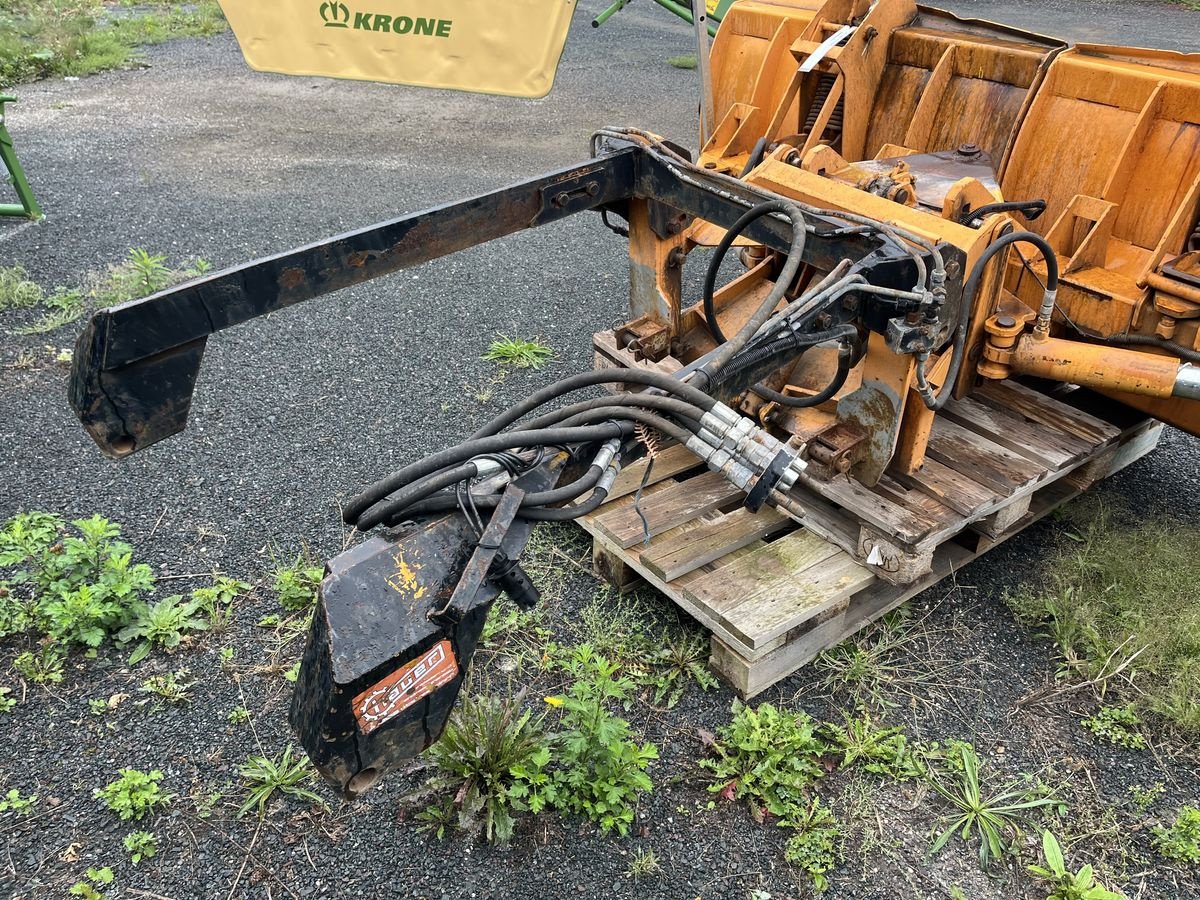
[575,364,1162,697]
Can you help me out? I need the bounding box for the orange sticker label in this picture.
[352,640,458,734]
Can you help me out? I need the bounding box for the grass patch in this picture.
[1005,502,1200,734]
[0,249,210,335]
[482,335,555,370]
[0,0,227,88]
[667,54,697,69]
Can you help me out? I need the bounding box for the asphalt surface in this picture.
[1,1,1198,898]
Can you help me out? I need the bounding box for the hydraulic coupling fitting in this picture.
[684,402,807,512]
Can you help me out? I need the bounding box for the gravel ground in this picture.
[2,1,1199,898]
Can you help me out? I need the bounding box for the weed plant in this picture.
[1005,502,1200,733]
[95,769,169,821]
[238,746,324,817]
[1028,831,1123,900]
[0,1,226,87]
[482,335,554,370]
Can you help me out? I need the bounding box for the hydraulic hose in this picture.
[701,200,806,346]
[551,406,697,446]
[752,341,853,408]
[375,461,608,528]
[712,324,859,389]
[521,393,706,431]
[389,484,613,523]
[469,368,717,440]
[915,230,1059,411]
[345,423,629,525]
[1102,332,1200,365]
[357,406,695,528]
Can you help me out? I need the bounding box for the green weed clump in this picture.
[419,692,553,845]
[1,511,243,673]
[95,769,169,821]
[0,250,210,335]
[1081,703,1146,750]
[0,513,154,648]
[1153,806,1200,864]
[420,645,658,844]
[238,745,324,817]
[700,703,1062,887]
[1005,503,1200,733]
[272,557,323,611]
[482,335,555,370]
[1027,831,1123,900]
[0,1,226,88]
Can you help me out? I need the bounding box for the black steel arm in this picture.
[69,142,949,458]
[69,150,638,456]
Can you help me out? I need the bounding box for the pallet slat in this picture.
[593,470,743,549]
[641,507,791,581]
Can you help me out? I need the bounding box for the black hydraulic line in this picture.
[917,230,1059,411]
[699,200,807,358]
[518,487,610,521]
[377,463,606,528]
[1103,332,1200,364]
[752,342,853,408]
[522,393,706,431]
[469,368,718,440]
[366,407,694,528]
[704,202,781,344]
[345,423,629,525]
[739,137,768,178]
[552,406,696,446]
[357,461,479,529]
[713,324,859,387]
[391,485,613,523]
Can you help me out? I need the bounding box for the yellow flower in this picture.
[544,696,564,708]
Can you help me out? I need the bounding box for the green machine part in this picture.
[0,95,43,220]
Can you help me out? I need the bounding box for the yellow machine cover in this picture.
[216,0,579,98]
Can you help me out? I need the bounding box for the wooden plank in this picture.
[606,444,702,502]
[641,507,792,582]
[683,530,841,618]
[940,394,1088,468]
[896,457,998,517]
[873,475,962,528]
[799,471,942,545]
[974,380,1120,445]
[724,551,874,650]
[593,470,743,550]
[926,417,1047,496]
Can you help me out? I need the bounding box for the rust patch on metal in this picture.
[279,268,306,290]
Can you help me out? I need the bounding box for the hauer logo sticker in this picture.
[317,3,453,37]
[352,640,458,734]
[319,1,350,26]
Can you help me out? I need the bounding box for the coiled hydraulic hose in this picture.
[701,200,806,346]
[752,340,854,408]
[914,230,1059,411]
